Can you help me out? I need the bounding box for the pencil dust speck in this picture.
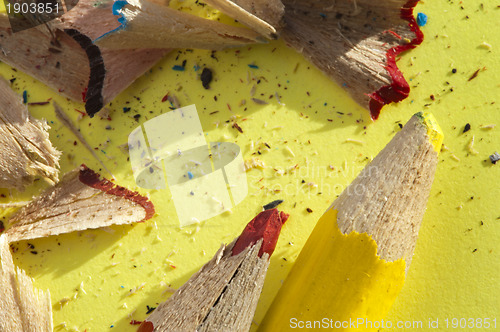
[468,68,481,81]
[251,98,268,105]
[489,152,500,164]
[416,13,428,27]
[232,123,243,133]
[201,68,213,89]
[161,92,169,102]
[463,123,471,133]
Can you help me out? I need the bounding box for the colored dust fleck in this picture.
[417,13,428,27]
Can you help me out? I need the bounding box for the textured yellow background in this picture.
[0,1,498,331]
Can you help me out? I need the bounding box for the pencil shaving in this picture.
[0,77,61,191]
[0,0,168,117]
[6,165,155,242]
[94,0,265,49]
[281,0,423,119]
[203,0,285,39]
[0,234,53,331]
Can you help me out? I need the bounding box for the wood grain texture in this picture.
[6,165,152,242]
[204,0,284,39]
[282,0,418,116]
[0,77,60,190]
[0,234,52,332]
[332,114,438,269]
[143,240,269,331]
[198,244,269,331]
[94,0,264,50]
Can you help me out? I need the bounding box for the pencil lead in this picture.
[232,208,289,257]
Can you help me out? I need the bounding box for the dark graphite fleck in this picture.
[463,123,471,133]
[201,68,213,89]
[263,200,284,210]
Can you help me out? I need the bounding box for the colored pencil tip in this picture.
[232,208,289,258]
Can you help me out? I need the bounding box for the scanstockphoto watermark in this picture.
[289,317,498,329]
[289,317,424,329]
[128,105,248,227]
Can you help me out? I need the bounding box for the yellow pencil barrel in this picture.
[259,112,443,331]
[258,209,406,331]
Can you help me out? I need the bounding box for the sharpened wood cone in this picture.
[258,112,443,331]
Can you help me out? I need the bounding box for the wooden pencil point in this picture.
[138,208,288,331]
[259,112,443,331]
[332,112,442,266]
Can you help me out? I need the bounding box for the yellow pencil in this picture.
[259,112,443,331]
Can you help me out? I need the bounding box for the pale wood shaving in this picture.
[6,166,148,242]
[0,0,167,112]
[244,158,266,171]
[94,0,264,49]
[0,234,53,332]
[204,0,284,39]
[0,77,60,191]
[282,0,415,110]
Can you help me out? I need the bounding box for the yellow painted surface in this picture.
[0,1,499,331]
[418,112,444,153]
[259,209,406,331]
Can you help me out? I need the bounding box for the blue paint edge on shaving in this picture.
[94,0,129,42]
